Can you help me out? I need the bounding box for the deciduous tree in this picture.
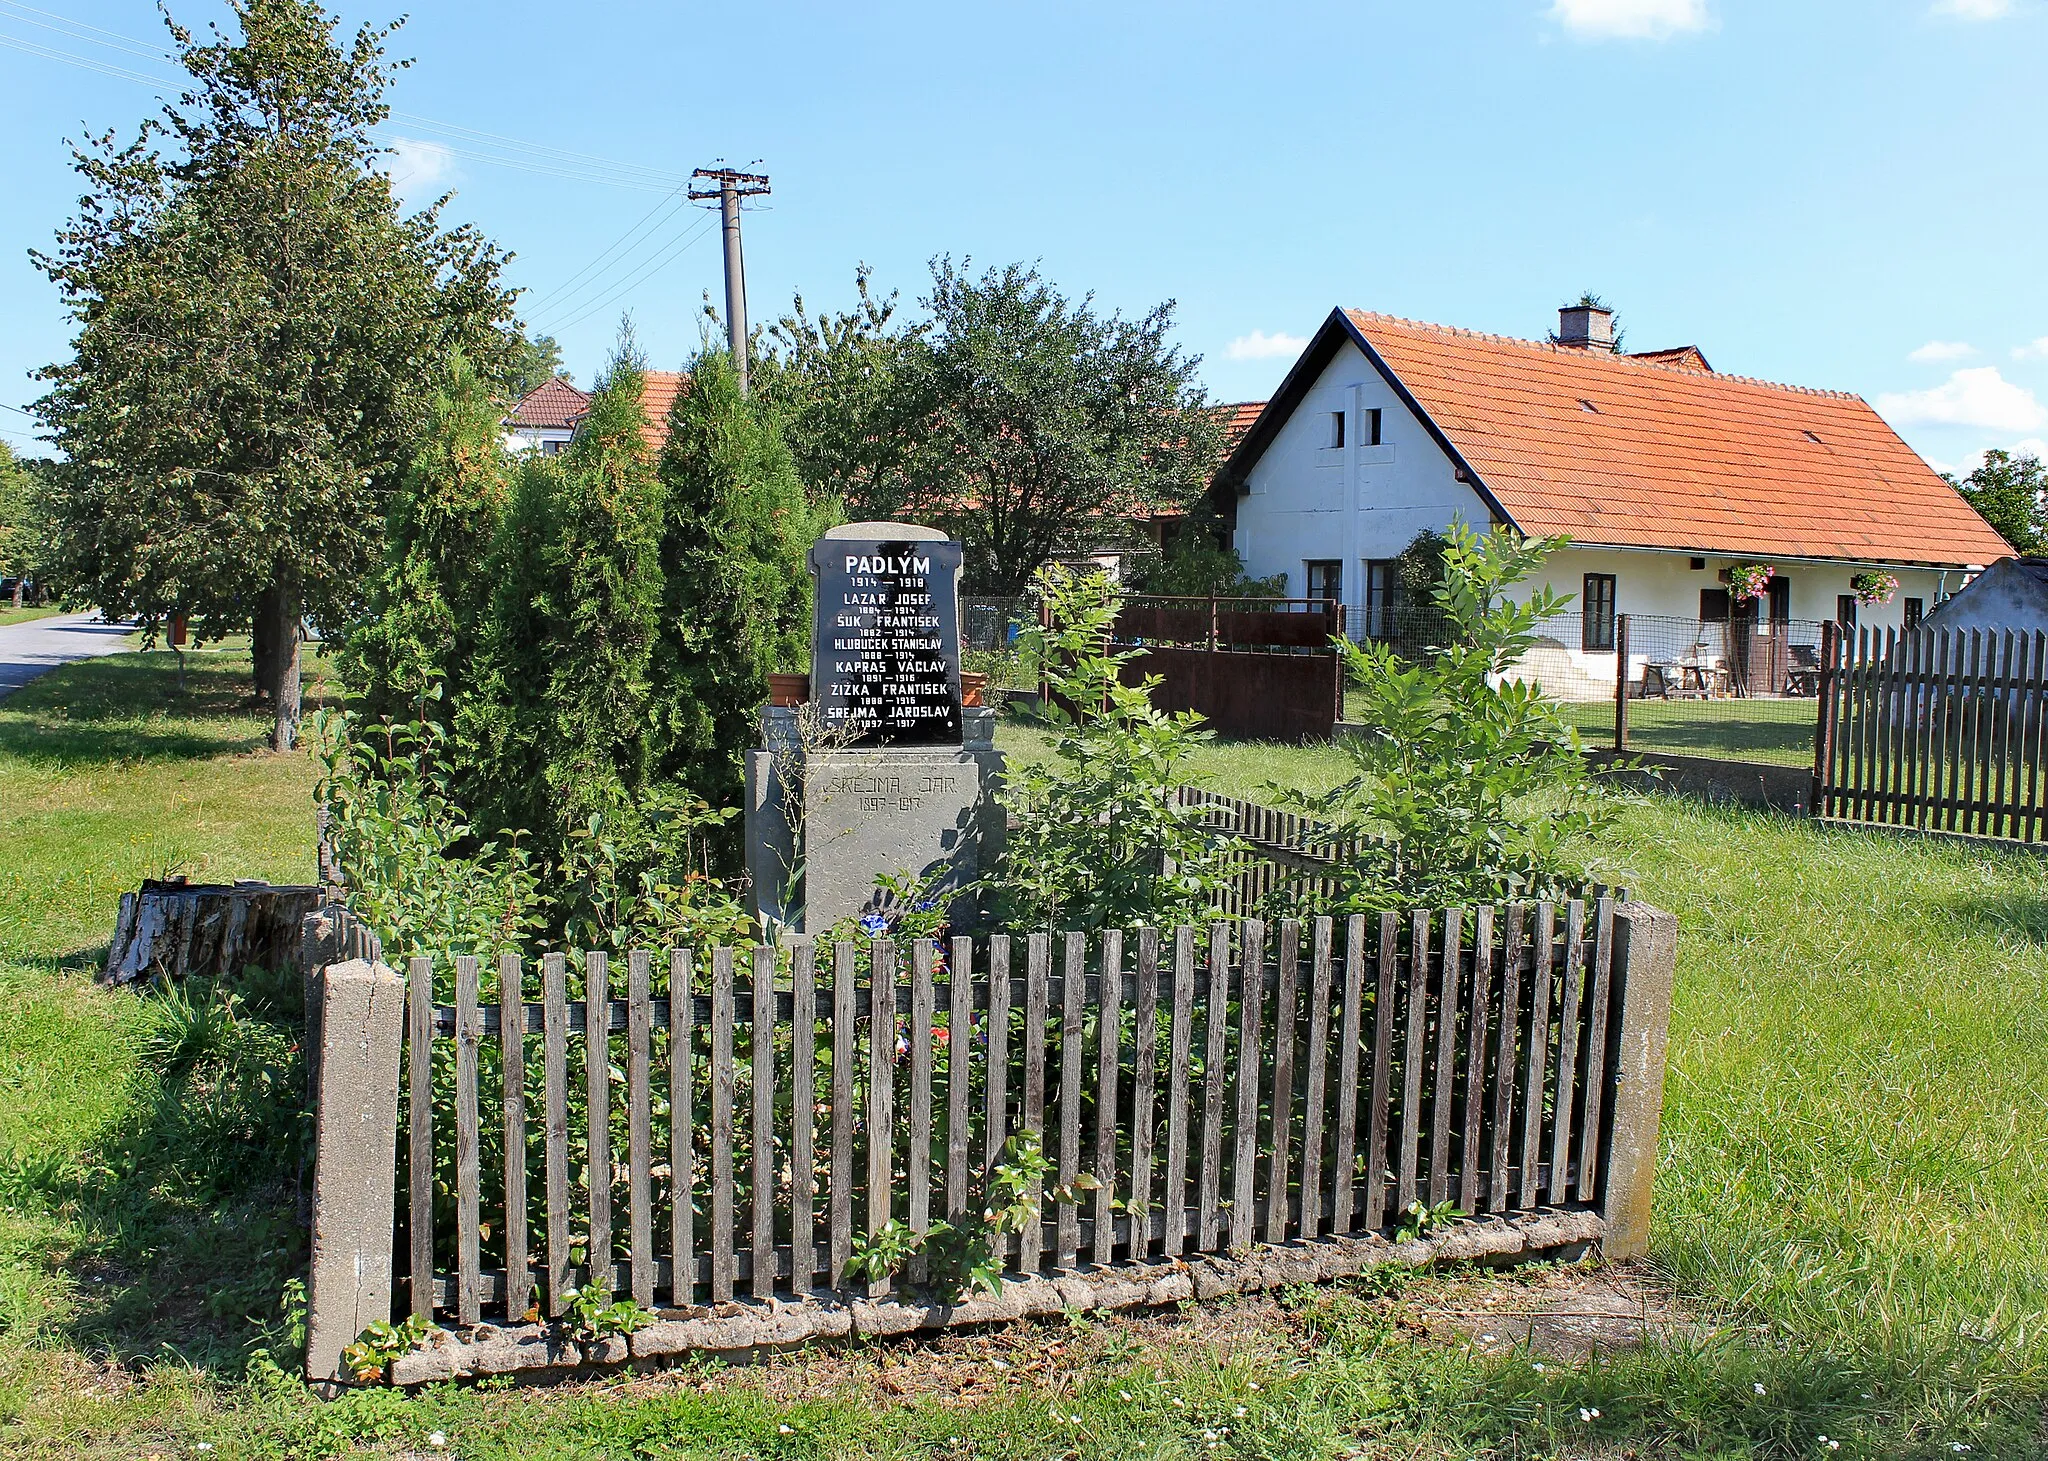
[904,259,1223,595]
[1947,449,2046,555]
[32,0,518,749]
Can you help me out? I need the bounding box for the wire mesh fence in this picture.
[961,597,1038,699]
[1331,606,1826,767]
[1602,614,1827,768]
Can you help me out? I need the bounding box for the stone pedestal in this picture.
[745,707,1003,934]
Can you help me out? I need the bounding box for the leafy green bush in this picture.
[1281,524,1613,911]
[996,565,1243,930]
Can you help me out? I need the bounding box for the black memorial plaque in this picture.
[809,537,964,746]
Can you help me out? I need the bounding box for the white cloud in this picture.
[1878,367,2048,433]
[1909,340,1976,363]
[1547,0,1712,39]
[1932,0,2014,20]
[381,136,457,202]
[2012,336,2048,360]
[1226,330,1309,361]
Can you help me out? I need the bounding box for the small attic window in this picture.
[1578,399,1600,413]
[1803,429,1823,443]
[1329,411,1346,448]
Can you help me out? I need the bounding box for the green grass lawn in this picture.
[0,605,64,629]
[1,680,2045,1456]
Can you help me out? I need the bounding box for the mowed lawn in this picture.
[0,681,2044,1456]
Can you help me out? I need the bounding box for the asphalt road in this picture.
[0,612,134,698]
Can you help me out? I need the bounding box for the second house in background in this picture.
[1214,304,2012,698]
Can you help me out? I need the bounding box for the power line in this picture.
[0,9,689,192]
[525,196,697,325]
[543,213,719,335]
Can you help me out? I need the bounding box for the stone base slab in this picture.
[386,1207,1604,1388]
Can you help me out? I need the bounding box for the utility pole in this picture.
[689,165,771,396]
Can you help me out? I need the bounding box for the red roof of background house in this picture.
[1219,400,1266,454]
[1246,310,2010,570]
[506,376,590,430]
[1625,344,1714,374]
[637,371,689,451]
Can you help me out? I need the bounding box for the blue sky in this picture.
[2,0,2045,476]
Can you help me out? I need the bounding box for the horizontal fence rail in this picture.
[1175,788,1627,919]
[1814,623,2048,842]
[386,903,1635,1329]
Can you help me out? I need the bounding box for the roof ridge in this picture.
[1344,309,1864,401]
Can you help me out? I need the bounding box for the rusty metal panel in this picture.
[1121,647,1338,742]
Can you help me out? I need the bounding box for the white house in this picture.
[1215,305,2013,698]
[502,376,590,456]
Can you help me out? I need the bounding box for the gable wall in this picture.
[1231,340,1493,604]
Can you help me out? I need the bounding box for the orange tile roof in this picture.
[505,376,589,429]
[1340,311,2010,569]
[1625,345,1713,374]
[1219,399,1266,453]
[637,370,689,451]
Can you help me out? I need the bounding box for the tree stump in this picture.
[101,878,325,985]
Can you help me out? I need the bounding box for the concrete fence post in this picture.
[305,957,407,1390]
[1597,903,1680,1261]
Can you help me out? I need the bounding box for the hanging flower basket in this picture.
[1726,563,1775,603]
[1851,570,1898,605]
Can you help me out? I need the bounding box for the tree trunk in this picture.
[251,593,278,704]
[261,578,302,752]
[8,581,21,610]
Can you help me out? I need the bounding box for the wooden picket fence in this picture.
[363,898,1670,1332]
[1813,622,2048,841]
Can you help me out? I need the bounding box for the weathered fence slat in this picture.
[947,936,972,1227]
[1057,931,1086,1268]
[1020,934,1049,1273]
[669,948,694,1306]
[909,940,936,1284]
[1462,907,1494,1215]
[628,951,654,1310]
[1197,923,1230,1252]
[585,952,613,1298]
[752,944,777,1302]
[454,955,482,1327]
[408,955,435,1323]
[830,941,856,1289]
[867,939,897,1298]
[1267,919,1300,1244]
[1519,904,1555,1210]
[1576,899,1616,1202]
[1231,918,1266,1251]
[1298,917,1333,1239]
[1491,905,1524,1211]
[1332,914,1365,1233]
[501,952,529,1324]
[1364,912,1397,1231]
[792,940,818,1291]
[1549,902,1587,1205]
[1094,930,1122,1266]
[1165,926,1195,1255]
[1130,927,1160,1258]
[543,953,569,1315]
[1397,911,1428,1216]
[710,947,736,1303]
[1429,910,1462,1210]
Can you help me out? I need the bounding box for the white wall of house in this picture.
[1232,340,1494,606]
[503,425,574,456]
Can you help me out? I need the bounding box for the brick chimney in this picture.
[1556,304,1616,353]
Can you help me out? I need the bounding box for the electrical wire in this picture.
[524,192,694,322]
[543,213,718,335]
[0,6,689,192]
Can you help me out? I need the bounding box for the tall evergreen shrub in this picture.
[343,351,511,719]
[652,349,819,855]
[459,350,665,860]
